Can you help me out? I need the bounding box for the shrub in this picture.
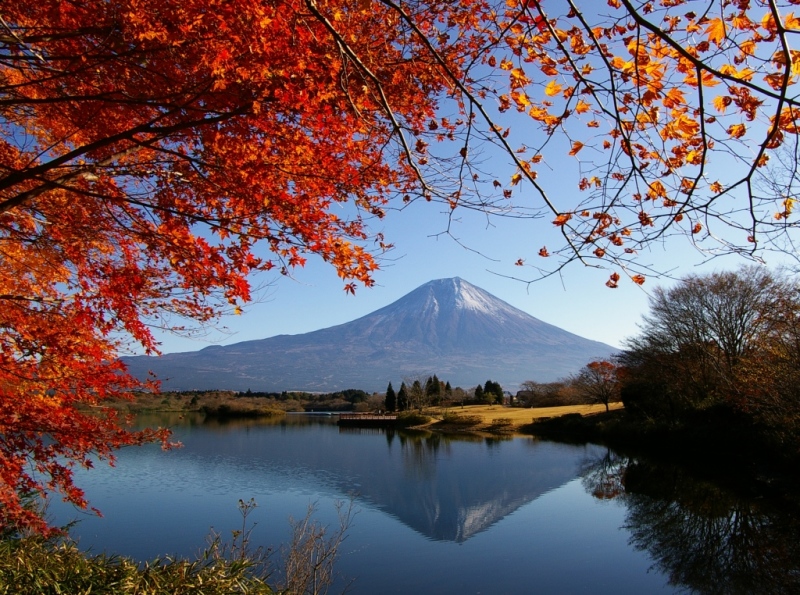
[440,413,482,427]
[0,536,273,594]
[487,417,515,434]
[395,412,431,427]
[0,498,353,595]
[200,404,284,419]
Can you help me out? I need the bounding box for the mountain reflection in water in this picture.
[580,449,800,595]
[105,413,600,545]
[338,426,586,542]
[50,413,800,594]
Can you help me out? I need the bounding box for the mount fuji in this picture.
[123,278,616,392]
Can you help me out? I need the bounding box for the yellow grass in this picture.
[429,402,623,428]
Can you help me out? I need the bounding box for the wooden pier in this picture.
[337,413,397,427]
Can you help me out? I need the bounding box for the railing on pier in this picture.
[339,414,397,421]
[337,413,397,427]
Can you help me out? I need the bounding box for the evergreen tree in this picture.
[427,374,442,405]
[445,381,452,395]
[482,380,504,405]
[496,383,505,404]
[385,382,397,413]
[474,384,484,402]
[483,380,504,404]
[397,382,409,412]
[482,381,494,404]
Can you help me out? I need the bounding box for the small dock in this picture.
[337,413,397,427]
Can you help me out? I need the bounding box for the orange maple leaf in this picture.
[706,18,726,47]
[553,213,572,226]
[569,141,584,156]
[728,123,747,138]
[545,80,563,96]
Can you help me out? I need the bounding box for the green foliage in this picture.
[383,375,462,411]
[385,382,397,413]
[200,404,285,419]
[397,383,409,412]
[1,496,354,595]
[425,375,444,405]
[483,380,503,402]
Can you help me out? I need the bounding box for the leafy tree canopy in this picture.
[4,0,800,533]
[619,266,800,448]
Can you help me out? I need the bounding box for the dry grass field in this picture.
[427,402,624,431]
[108,392,622,432]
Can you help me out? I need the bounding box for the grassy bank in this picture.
[521,406,800,487]
[102,389,382,417]
[0,537,273,595]
[422,403,623,434]
[1,498,352,595]
[92,391,287,419]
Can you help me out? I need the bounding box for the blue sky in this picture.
[147,187,760,357]
[143,35,798,359]
[145,116,785,357]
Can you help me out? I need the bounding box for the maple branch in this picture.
[556,1,643,262]
[0,294,63,304]
[0,105,249,214]
[0,23,114,47]
[378,0,561,218]
[618,0,800,109]
[303,0,435,201]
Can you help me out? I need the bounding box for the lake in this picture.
[49,413,800,594]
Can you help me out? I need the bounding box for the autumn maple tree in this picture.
[0,0,470,534]
[3,0,800,533]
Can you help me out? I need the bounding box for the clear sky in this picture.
[147,185,765,357]
[144,51,795,358]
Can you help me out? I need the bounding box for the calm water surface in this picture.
[50,413,800,594]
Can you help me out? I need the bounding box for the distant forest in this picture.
[239,388,372,410]
[149,376,516,414]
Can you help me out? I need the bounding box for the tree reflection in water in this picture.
[581,451,800,594]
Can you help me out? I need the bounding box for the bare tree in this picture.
[279,500,356,595]
[572,361,620,412]
[402,374,431,412]
[619,266,800,431]
[624,266,790,402]
[517,380,581,408]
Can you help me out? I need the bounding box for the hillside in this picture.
[123,278,616,392]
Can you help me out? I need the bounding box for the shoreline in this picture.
[407,403,624,436]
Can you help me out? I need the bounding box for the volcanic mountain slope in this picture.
[123,278,616,392]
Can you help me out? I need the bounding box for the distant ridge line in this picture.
[123,278,617,392]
